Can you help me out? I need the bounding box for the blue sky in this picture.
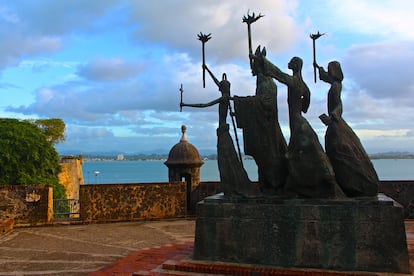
[0,0,413,155]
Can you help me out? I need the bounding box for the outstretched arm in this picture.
[204,64,220,87]
[261,56,291,85]
[181,96,223,109]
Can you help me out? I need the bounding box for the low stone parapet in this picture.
[80,182,187,223]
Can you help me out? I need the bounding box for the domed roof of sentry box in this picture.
[165,125,204,168]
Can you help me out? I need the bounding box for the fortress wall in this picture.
[0,185,53,226]
[80,181,187,223]
[58,157,84,199]
[0,180,412,228]
[80,181,414,223]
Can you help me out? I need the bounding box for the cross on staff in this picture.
[243,11,264,64]
[197,32,211,88]
[310,31,325,83]
[179,84,184,112]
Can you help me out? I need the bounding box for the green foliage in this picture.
[53,199,71,219]
[0,118,66,199]
[32,118,66,145]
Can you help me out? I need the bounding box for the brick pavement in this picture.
[89,242,193,276]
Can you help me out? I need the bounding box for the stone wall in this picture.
[80,182,187,223]
[0,180,412,228]
[198,181,222,199]
[379,180,414,218]
[0,185,53,226]
[58,156,84,199]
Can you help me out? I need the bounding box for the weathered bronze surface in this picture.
[181,65,257,197]
[251,52,345,198]
[233,46,287,194]
[315,61,379,197]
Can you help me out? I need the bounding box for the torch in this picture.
[310,31,325,83]
[243,11,264,65]
[197,32,211,88]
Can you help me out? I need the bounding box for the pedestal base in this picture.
[193,194,410,273]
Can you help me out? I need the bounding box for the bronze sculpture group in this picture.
[181,12,379,199]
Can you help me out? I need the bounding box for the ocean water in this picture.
[82,159,414,184]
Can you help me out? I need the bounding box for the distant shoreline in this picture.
[80,155,414,162]
[61,151,414,162]
[81,158,414,183]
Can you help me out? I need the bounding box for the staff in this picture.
[310,31,325,83]
[197,32,211,88]
[228,100,243,164]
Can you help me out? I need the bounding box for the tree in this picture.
[32,118,66,145]
[0,118,66,198]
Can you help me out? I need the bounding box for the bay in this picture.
[82,159,414,184]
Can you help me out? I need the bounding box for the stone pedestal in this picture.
[193,194,410,273]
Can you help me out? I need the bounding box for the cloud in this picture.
[18,59,79,73]
[0,1,122,70]
[7,83,142,122]
[77,58,144,82]
[0,5,18,24]
[3,0,414,154]
[309,0,414,40]
[56,124,182,154]
[338,40,414,133]
[129,0,299,61]
[4,50,226,123]
[343,41,414,99]
[0,32,61,68]
[2,1,122,35]
[7,50,257,120]
[352,1,414,39]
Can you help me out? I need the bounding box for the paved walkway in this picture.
[0,219,195,276]
[91,220,414,276]
[0,219,413,275]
